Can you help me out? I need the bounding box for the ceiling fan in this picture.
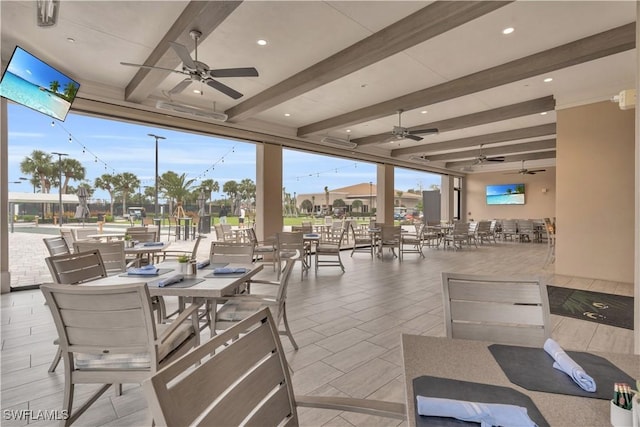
[472,144,505,165]
[389,110,438,141]
[505,160,547,175]
[120,30,258,100]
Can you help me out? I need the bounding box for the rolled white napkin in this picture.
[157,274,184,288]
[416,396,537,427]
[543,338,596,392]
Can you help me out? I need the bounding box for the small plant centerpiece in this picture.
[177,254,191,274]
[124,234,134,248]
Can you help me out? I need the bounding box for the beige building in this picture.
[296,182,422,215]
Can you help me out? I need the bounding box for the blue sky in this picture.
[7,103,440,201]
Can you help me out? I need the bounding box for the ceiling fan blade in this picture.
[209,67,259,78]
[205,78,243,99]
[405,134,424,142]
[120,62,186,75]
[486,156,505,162]
[168,78,193,95]
[169,41,196,70]
[408,128,439,135]
[528,169,546,173]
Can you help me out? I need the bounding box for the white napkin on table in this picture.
[543,338,596,392]
[416,396,537,427]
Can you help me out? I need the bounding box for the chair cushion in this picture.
[74,323,194,370]
[217,299,274,322]
[255,245,276,253]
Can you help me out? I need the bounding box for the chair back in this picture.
[214,223,225,241]
[73,228,97,241]
[73,240,127,274]
[273,254,299,323]
[42,282,157,358]
[143,308,297,427]
[476,220,490,234]
[43,236,70,256]
[277,232,305,256]
[441,272,551,347]
[126,230,157,243]
[380,225,401,243]
[60,228,76,249]
[45,250,108,284]
[209,242,254,264]
[502,219,517,234]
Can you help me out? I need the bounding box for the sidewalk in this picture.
[7,224,212,288]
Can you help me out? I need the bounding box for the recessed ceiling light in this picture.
[193,89,202,94]
[420,110,428,114]
[346,129,351,133]
[540,112,548,116]
[284,113,291,117]
[502,27,514,35]
[66,37,75,43]
[257,39,267,46]
[543,77,553,83]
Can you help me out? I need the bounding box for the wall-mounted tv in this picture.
[0,45,79,121]
[486,183,525,205]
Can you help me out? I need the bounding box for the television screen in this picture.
[0,46,79,121]
[486,183,525,205]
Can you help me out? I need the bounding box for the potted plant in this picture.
[124,234,134,248]
[177,254,190,274]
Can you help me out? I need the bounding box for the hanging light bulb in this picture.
[68,135,72,143]
[51,121,55,127]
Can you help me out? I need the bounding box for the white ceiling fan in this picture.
[120,30,258,99]
[389,110,438,141]
[504,160,547,175]
[472,144,505,165]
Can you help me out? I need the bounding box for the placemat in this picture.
[413,376,549,427]
[489,344,635,399]
[198,262,229,270]
[204,270,249,279]
[118,268,173,277]
[146,278,204,288]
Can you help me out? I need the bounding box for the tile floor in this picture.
[1,227,635,426]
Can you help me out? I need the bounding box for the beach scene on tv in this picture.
[0,46,79,121]
[486,183,525,205]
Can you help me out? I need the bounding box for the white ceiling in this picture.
[1,0,636,175]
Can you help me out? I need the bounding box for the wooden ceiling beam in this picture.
[353,96,555,146]
[446,150,556,169]
[392,124,556,157]
[423,138,556,161]
[224,1,512,122]
[124,1,242,103]
[298,23,635,137]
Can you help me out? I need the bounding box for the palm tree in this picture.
[324,186,330,213]
[114,172,140,217]
[20,150,55,215]
[199,179,219,214]
[160,171,195,215]
[49,80,60,94]
[223,180,239,214]
[63,81,79,101]
[238,178,256,208]
[94,174,118,216]
[57,158,86,194]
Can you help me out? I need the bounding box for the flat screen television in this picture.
[0,45,79,121]
[486,183,525,205]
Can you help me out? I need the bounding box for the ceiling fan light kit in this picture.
[388,110,438,142]
[319,136,357,149]
[155,101,228,121]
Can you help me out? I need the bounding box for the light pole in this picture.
[147,134,166,219]
[369,181,373,215]
[51,152,68,227]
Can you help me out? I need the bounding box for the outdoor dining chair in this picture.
[42,282,201,427]
[143,307,405,427]
[350,222,374,257]
[315,226,346,272]
[43,236,70,256]
[441,272,551,347]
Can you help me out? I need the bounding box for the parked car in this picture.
[394,212,405,220]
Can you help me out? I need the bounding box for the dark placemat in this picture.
[413,376,548,427]
[489,344,635,399]
[198,262,229,270]
[146,278,204,288]
[204,270,249,279]
[547,286,634,330]
[118,268,173,277]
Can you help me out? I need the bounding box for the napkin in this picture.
[305,233,319,238]
[157,274,184,287]
[543,338,596,392]
[213,267,249,274]
[416,396,537,427]
[142,242,164,247]
[196,260,210,269]
[127,265,159,275]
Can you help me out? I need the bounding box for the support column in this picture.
[376,164,394,225]
[1,98,9,293]
[255,143,283,241]
[634,1,639,354]
[440,175,454,223]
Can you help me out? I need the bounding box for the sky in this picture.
[6,103,441,202]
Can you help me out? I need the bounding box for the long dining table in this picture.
[401,335,640,426]
[84,261,263,331]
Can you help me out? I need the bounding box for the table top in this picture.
[124,241,171,254]
[85,262,263,298]
[401,334,640,427]
[87,232,126,240]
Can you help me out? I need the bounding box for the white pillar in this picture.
[440,175,454,223]
[1,97,9,293]
[634,0,639,354]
